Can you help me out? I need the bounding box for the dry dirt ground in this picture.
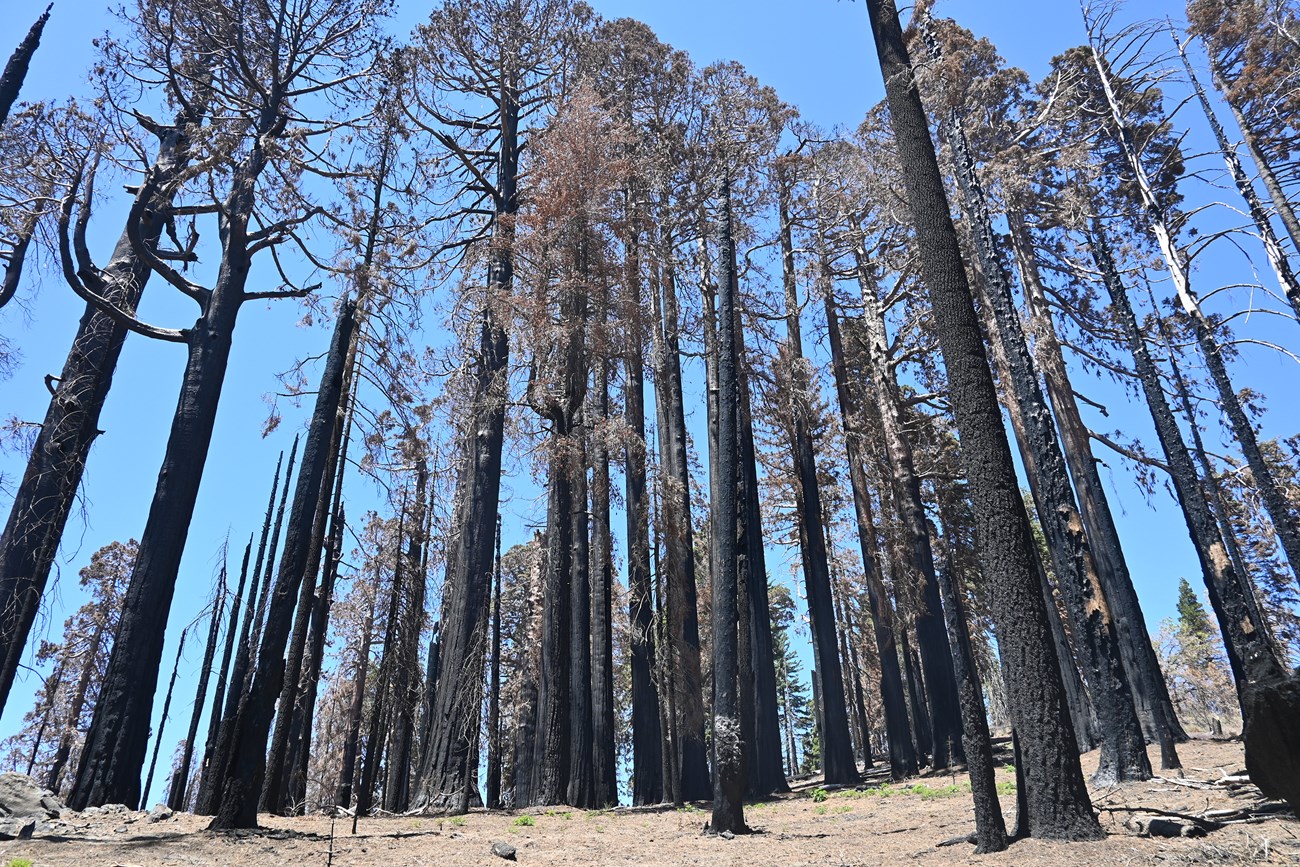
[3,739,1295,866]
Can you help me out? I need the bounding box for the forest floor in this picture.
[2,738,1296,866]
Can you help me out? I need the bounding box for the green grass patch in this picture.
[677,803,703,814]
[7,859,33,867]
[513,815,536,827]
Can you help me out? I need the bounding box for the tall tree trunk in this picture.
[820,272,917,780]
[145,627,188,808]
[332,567,377,810]
[939,75,1150,784]
[851,254,962,769]
[710,179,745,835]
[208,300,356,829]
[534,450,573,805]
[776,170,858,786]
[590,358,617,807]
[0,4,51,127]
[828,552,872,769]
[630,228,664,807]
[864,0,1101,841]
[484,519,504,809]
[195,443,297,815]
[1174,35,1300,319]
[169,569,227,810]
[933,500,1008,852]
[1008,209,1186,751]
[45,614,107,794]
[1092,221,1300,813]
[0,120,190,720]
[567,431,595,808]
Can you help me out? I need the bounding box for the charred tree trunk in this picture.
[45,612,107,794]
[207,300,356,829]
[777,170,858,786]
[0,4,51,127]
[1205,52,1300,257]
[590,359,617,808]
[1093,221,1300,813]
[484,519,504,809]
[535,450,574,805]
[864,0,1101,841]
[1008,209,1186,751]
[0,120,191,721]
[820,272,917,780]
[710,179,746,835]
[851,254,961,770]
[145,626,187,808]
[940,77,1150,785]
[332,566,378,811]
[169,571,226,810]
[194,442,296,815]
[567,432,594,808]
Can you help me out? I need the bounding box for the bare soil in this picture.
[3,739,1295,866]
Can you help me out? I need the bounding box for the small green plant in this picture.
[513,815,535,827]
[834,804,854,814]
[996,780,1017,795]
[813,805,828,815]
[677,803,703,814]
[811,787,829,802]
[449,816,467,827]
[7,859,33,867]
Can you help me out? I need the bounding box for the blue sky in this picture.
[2,0,1297,805]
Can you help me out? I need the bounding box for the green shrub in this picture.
[513,815,535,827]
[811,787,828,802]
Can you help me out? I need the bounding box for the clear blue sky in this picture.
[1,0,1297,805]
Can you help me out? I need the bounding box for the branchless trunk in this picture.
[1008,209,1186,751]
[195,441,297,815]
[629,222,664,807]
[590,349,617,807]
[827,544,872,768]
[1092,221,1300,814]
[850,252,961,770]
[819,263,917,780]
[864,0,1101,841]
[777,166,858,786]
[144,626,187,808]
[168,568,227,810]
[332,563,378,810]
[0,118,191,721]
[936,53,1150,784]
[485,518,504,809]
[933,500,1008,852]
[208,300,356,829]
[1089,41,1300,596]
[534,446,573,805]
[0,4,50,126]
[710,179,746,835]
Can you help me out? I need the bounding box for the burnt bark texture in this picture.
[207,299,356,829]
[169,571,226,810]
[0,119,191,722]
[0,4,50,127]
[863,0,1102,839]
[710,180,746,835]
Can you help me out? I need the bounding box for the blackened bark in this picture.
[821,275,917,780]
[333,566,378,810]
[567,434,595,808]
[934,504,1008,853]
[710,180,745,835]
[145,626,187,808]
[630,237,664,805]
[900,631,932,763]
[485,518,504,809]
[590,361,617,808]
[1093,223,1300,813]
[864,0,1101,839]
[1037,552,1100,755]
[195,442,297,815]
[535,454,573,805]
[0,120,190,721]
[413,111,514,810]
[943,91,1149,785]
[208,300,356,829]
[0,4,50,126]
[1008,210,1186,751]
[829,555,872,768]
[777,172,857,786]
[45,608,108,794]
[169,569,227,810]
[851,254,961,769]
